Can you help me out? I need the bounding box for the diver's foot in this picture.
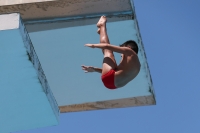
[97,16,107,28]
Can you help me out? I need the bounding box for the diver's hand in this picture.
[81,65,95,73]
[85,44,95,48]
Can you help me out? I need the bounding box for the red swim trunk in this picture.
[101,69,117,89]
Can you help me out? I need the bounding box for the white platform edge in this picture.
[0,0,54,6]
[0,13,19,31]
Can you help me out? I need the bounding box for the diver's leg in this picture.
[97,16,117,75]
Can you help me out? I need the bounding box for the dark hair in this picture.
[120,40,138,54]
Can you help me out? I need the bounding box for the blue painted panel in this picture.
[0,23,58,133]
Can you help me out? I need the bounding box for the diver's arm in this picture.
[85,43,134,56]
[81,65,102,73]
[93,67,102,73]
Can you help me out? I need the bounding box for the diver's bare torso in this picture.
[115,53,140,88]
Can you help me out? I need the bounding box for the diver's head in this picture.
[120,40,139,54]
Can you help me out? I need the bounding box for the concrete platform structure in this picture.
[0,0,132,21]
[26,18,156,113]
[0,0,156,132]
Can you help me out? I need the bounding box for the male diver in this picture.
[82,16,140,89]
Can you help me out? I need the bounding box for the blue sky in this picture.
[16,0,200,133]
